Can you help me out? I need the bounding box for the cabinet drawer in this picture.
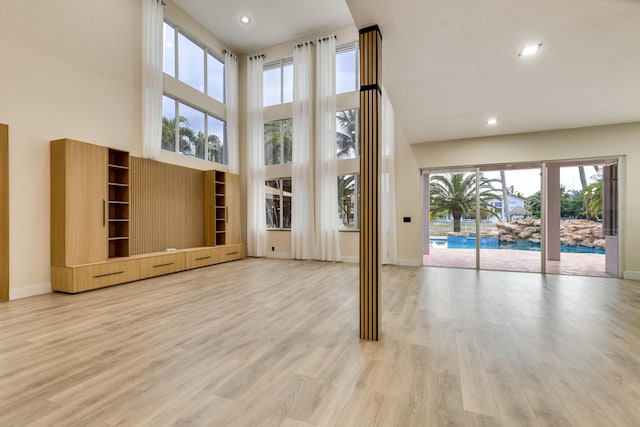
[137,253,185,279]
[216,244,245,263]
[185,248,219,270]
[72,260,138,293]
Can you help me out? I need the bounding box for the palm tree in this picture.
[430,173,501,232]
[526,191,541,218]
[500,170,512,222]
[584,179,603,220]
[207,134,223,163]
[336,109,359,158]
[162,116,195,154]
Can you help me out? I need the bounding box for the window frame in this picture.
[163,19,225,104]
[338,173,360,231]
[264,118,292,166]
[162,94,227,164]
[336,108,360,159]
[263,58,293,107]
[265,177,292,231]
[336,42,359,94]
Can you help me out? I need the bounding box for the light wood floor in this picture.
[2,258,640,426]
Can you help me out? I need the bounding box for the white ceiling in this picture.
[174,0,640,145]
[173,0,354,54]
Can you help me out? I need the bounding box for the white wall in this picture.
[410,122,640,277]
[394,125,423,266]
[0,1,142,298]
[0,0,231,298]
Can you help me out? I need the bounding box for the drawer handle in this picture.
[153,262,175,268]
[226,251,239,255]
[93,271,124,279]
[195,256,211,261]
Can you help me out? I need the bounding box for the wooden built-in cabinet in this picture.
[51,139,110,266]
[51,139,244,294]
[204,170,241,246]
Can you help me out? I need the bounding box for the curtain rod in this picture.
[317,35,337,42]
[248,54,265,60]
[223,49,238,60]
[294,41,314,48]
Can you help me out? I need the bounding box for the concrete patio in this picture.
[423,247,613,277]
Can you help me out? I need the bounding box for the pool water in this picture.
[429,237,605,255]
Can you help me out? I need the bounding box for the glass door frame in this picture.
[423,158,623,277]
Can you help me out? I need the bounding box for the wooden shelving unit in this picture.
[51,141,245,294]
[214,171,226,246]
[108,149,130,258]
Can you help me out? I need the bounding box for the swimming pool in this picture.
[429,237,605,254]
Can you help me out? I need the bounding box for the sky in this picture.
[482,166,601,197]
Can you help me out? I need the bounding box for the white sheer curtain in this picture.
[381,88,398,264]
[141,0,163,159]
[315,36,341,261]
[225,51,239,174]
[291,43,316,260]
[246,55,267,257]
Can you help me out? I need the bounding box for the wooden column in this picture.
[359,26,382,341]
[0,124,8,301]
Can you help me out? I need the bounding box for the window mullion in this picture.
[174,27,179,80]
[204,113,209,161]
[279,179,283,229]
[280,60,284,104]
[174,99,179,152]
[204,48,208,98]
[280,120,284,165]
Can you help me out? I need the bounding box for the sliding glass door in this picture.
[424,169,478,269]
[423,159,619,277]
[478,165,542,273]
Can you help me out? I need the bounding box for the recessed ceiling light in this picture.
[240,15,251,25]
[519,43,542,57]
[486,118,499,126]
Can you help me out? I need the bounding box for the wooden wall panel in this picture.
[130,157,203,255]
[0,124,8,301]
[359,26,382,341]
[168,166,204,250]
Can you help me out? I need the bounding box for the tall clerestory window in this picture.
[161,20,227,164]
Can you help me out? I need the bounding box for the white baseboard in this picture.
[396,258,422,267]
[10,282,52,300]
[342,256,359,264]
[267,252,291,259]
[623,271,640,280]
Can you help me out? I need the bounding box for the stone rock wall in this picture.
[483,219,605,249]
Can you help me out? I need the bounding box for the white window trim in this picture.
[163,94,227,164]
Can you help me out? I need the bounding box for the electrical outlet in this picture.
[271,246,275,251]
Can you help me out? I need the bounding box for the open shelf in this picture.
[108,149,130,258]
[108,220,129,239]
[109,167,129,185]
[204,170,230,247]
[109,239,129,258]
[108,149,129,168]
